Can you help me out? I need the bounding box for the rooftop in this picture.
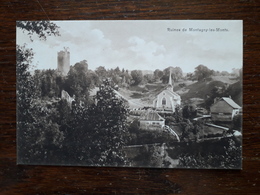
[216,97,241,109]
[139,111,165,121]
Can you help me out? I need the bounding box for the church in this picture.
[153,71,181,113]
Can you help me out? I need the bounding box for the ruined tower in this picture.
[57,47,70,76]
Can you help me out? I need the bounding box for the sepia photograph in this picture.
[16,20,242,169]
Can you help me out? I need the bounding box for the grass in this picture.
[211,76,239,85]
[181,80,226,101]
[130,92,145,99]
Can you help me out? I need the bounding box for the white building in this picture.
[153,71,181,112]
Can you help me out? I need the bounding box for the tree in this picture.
[144,74,154,83]
[232,114,242,131]
[161,66,183,83]
[86,79,130,166]
[114,66,121,75]
[17,21,61,163]
[154,69,163,80]
[131,70,143,85]
[65,61,93,102]
[182,104,197,119]
[95,66,107,79]
[220,71,230,76]
[87,70,99,86]
[186,73,193,81]
[194,64,213,82]
[172,67,183,82]
[122,71,132,86]
[231,68,241,77]
[17,21,60,41]
[178,138,241,169]
[17,45,36,161]
[33,69,63,98]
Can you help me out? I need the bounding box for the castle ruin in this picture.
[57,47,70,76]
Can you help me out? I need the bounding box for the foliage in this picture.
[220,71,230,76]
[128,119,140,134]
[204,80,242,109]
[179,119,202,142]
[87,70,99,86]
[122,71,132,86]
[232,114,242,131]
[17,21,131,165]
[161,66,183,83]
[95,66,107,79]
[17,21,60,41]
[153,69,164,80]
[186,73,195,81]
[143,74,154,84]
[94,66,132,88]
[182,104,197,119]
[17,21,64,163]
[18,99,65,163]
[165,116,176,125]
[178,138,242,169]
[131,70,143,86]
[65,61,93,102]
[194,64,214,82]
[16,45,35,119]
[17,45,36,162]
[33,69,64,98]
[86,79,130,165]
[171,67,183,82]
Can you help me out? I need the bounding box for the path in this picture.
[113,89,147,108]
[163,125,180,142]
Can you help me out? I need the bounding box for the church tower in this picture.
[167,69,173,92]
[153,68,181,113]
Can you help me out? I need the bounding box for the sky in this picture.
[16,20,243,73]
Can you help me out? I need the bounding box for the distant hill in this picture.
[139,70,153,75]
[211,75,239,85]
[181,78,242,106]
[181,80,226,101]
[129,70,153,75]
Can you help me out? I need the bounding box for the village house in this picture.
[139,111,165,130]
[153,71,181,113]
[210,97,241,122]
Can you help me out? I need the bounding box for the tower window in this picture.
[162,98,166,105]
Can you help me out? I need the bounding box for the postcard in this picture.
[16,20,242,169]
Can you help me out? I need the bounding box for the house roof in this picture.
[222,97,241,109]
[216,97,241,109]
[139,111,165,121]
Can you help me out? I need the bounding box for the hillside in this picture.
[181,80,227,101]
[226,80,242,106]
[211,76,239,85]
[91,76,242,109]
[180,78,242,106]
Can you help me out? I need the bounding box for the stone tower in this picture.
[57,47,70,76]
